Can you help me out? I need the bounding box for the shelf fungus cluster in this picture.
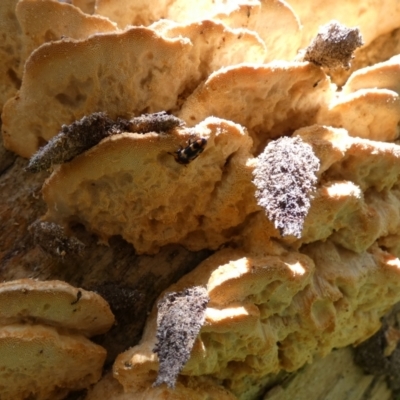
[0,279,114,400]
[2,0,400,399]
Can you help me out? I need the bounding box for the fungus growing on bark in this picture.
[0,279,114,336]
[95,0,302,61]
[26,111,184,173]
[0,324,105,400]
[1,26,193,157]
[0,0,23,110]
[113,244,400,399]
[0,279,115,399]
[342,54,400,95]
[1,20,266,158]
[252,136,320,238]
[16,0,117,69]
[41,117,256,254]
[0,0,117,112]
[178,62,334,154]
[318,88,400,142]
[2,1,400,399]
[296,125,400,251]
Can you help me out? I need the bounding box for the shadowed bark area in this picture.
[0,148,211,364]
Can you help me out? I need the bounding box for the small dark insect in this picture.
[171,138,207,165]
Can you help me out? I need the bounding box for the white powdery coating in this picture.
[252,136,320,238]
[302,20,363,69]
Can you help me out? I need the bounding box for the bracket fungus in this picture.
[26,112,115,173]
[0,0,117,111]
[0,0,23,111]
[178,61,334,154]
[113,244,400,399]
[0,279,114,400]
[94,0,302,61]
[41,117,257,254]
[15,0,117,71]
[1,18,267,158]
[2,0,400,399]
[342,54,400,95]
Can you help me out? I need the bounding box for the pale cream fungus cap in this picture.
[0,279,114,400]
